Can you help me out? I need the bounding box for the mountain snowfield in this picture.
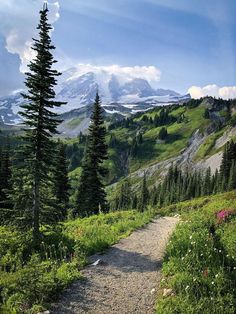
[0,66,190,125]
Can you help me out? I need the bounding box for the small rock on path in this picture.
[52,217,178,314]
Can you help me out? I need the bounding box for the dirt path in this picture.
[52,217,178,314]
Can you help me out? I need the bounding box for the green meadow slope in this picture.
[156,191,236,314]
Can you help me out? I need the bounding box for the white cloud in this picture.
[188,85,236,100]
[0,0,60,72]
[68,64,161,86]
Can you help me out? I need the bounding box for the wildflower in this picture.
[193,278,196,282]
[215,274,219,278]
[200,253,203,256]
[189,235,192,240]
[216,209,234,224]
[188,249,191,253]
[185,285,189,290]
[211,281,214,285]
[182,257,185,260]
[219,250,222,253]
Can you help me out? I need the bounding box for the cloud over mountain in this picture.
[66,64,162,87]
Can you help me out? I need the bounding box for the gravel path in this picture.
[52,217,178,314]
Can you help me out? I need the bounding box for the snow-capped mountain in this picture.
[0,67,190,125]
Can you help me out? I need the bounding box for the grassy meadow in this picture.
[156,191,236,314]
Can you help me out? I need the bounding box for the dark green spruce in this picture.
[15,5,65,244]
[138,171,149,211]
[75,93,108,217]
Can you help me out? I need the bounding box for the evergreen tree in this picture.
[132,194,138,209]
[0,145,12,207]
[131,137,138,157]
[76,92,108,216]
[138,172,149,211]
[117,179,132,210]
[228,161,236,191]
[158,127,168,140]
[14,4,65,244]
[203,167,211,195]
[53,143,70,219]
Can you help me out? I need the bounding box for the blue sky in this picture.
[0,0,235,97]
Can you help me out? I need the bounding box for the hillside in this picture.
[64,97,236,192]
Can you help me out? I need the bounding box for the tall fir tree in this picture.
[138,171,149,211]
[75,92,108,217]
[15,4,65,244]
[228,161,236,191]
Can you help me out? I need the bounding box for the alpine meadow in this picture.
[0,1,236,314]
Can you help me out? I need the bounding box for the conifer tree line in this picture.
[111,139,236,210]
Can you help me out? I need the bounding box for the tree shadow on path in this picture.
[51,247,163,313]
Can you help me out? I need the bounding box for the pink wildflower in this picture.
[216,209,235,224]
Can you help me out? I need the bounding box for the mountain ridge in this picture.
[0,68,190,125]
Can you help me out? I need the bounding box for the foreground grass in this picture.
[0,209,155,313]
[156,191,236,314]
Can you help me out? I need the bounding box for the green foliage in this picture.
[158,127,168,140]
[53,142,70,219]
[0,209,155,313]
[138,172,149,211]
[110,179,132,211]
[10,6,65,244]
[0,256,80,313]
[203,108,210,119]
[156,191,236,314]
[195,129,225,160]
[150,142,236,209]
[0,143,12,210]
[75,93,108,216]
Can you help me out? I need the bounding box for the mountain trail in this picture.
[51,216,178,314]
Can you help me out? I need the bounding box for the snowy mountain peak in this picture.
[0,67,190,124]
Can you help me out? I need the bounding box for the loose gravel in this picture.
[52,217,178,314]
